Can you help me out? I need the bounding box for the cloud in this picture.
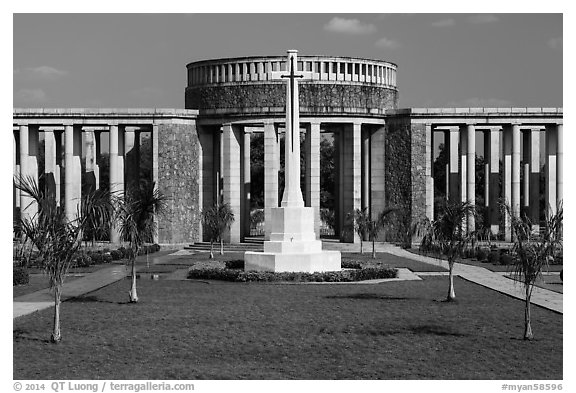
[445,97,514,108]
[467,14,499,24]
[547,37,562,50]
[15,88,48,103]
[14,66,68,80]
[375,37,401,50]
[431,18,455,27]
[324,17,376,35]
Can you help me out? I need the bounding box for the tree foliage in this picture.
[202,203,235,258]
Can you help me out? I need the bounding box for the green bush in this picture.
[487,251,500,264]
[341,260,362,269]
[74,254,93,268]
[13,267,29,286]
[187,266,397,282]
[110,250,123,260]
[118,247,127,258]
[225,260,244,269]
[475,248,488,262]
[500,254,514,265]
[102,253,113,264]
[90,253,104,264]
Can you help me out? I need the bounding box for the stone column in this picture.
[222,123,241,243]
[109,124,122,243]
[124,130,141,189]
[44,130,62,205]
[84,130,99,193]
[545,124,558,215]
[64,125,82,222]
[151,124,159,244]
[243,128,252,240]
[522,130,530,217]
[503,124,513,241]
[459,126,468,205]
[305,122,321,239]
[466,123,476,230]
[511,124,521,218]
[557,124,563,206]
[341,122,361,243]
[488,128,501,235]
[370,125,386,220]
[334,127,342,236]
[528,128,541,233]
[448,128,460,204]
[361,126,370,212]
[13,131,20,216]
[19,125,39,221]
[264,122,279,240]
[425,123,434,220]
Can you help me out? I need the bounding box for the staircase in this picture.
[185,236,264,252]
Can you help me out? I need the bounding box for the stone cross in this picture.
[270,50,313,208]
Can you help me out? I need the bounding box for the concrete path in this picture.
[385,247,563,314]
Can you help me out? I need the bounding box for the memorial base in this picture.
[244,206,341,272]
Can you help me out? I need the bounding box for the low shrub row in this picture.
[13,267,29,286]
[187,266,397,283]
[341,260,363,269]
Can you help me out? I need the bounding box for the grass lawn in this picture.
[13,274,84,298]
[14,276,561,380]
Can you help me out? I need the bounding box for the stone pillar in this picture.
[425,123,434,220]
[264,122,279,240]
[370,125,386,220]
[334,127,342,236]
[448,128,460,204]
[124,130,141,189]
[545,124,558,215]
[488,128,501,235]
[528,128,541,233]
[305,122,321,239]
[19,125,39,221]
[521,131,530,216]
[222,123,241,243]
[64,125,82,222]
[109,124,123,243]
[13,131,20,216]
[84,130,99,193]
[243,128,252,240]
[361,126,370,212]
[466,123,476,230]
[459,126,468,205]
[151,124,159,244]
[511,124,521,219]
[556,124,563,206]
[503,125,513,241]
[44,130,62,206]
[341,122,361,243]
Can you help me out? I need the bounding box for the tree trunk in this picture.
[220,239,224,255]
[209,241,214,259]
[360,239,363,254]
[129,257,139,303]
[447,262,456,301]
[51,285,62,343]
[372,238,376,259]
[524,286,534,340]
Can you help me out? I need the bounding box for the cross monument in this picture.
[244,50,341,272]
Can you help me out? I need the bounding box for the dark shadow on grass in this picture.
[13,328,51,344]
[325,293,412,301]
[66,295,130,305]
[358,324,469,337]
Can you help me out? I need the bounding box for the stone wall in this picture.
[384,117,412,242]
[409,122,428,229]
[156,121,201,244]
[186,83,398,116]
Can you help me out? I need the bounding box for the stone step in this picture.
[185,242,263,252]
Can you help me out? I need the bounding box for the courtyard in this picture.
[13,249,563,380]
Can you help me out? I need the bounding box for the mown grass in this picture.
[14,276,561,380]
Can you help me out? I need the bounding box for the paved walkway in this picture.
[14,243,562,319]
[385,247,563,314]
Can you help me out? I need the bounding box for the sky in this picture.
[13,13,562,109]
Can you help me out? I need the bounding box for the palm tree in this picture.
[502,201,563,340]
[15,174,113,343]
[202,203,235,258]
[344,208,371,253]
[366,207,397,258]
[117,180,166,303]
[416,201,477,301]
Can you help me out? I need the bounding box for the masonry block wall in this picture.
[185,84,398,115]
[384,117,412,242]
[409,122,428,230]
[156,121,201,244]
